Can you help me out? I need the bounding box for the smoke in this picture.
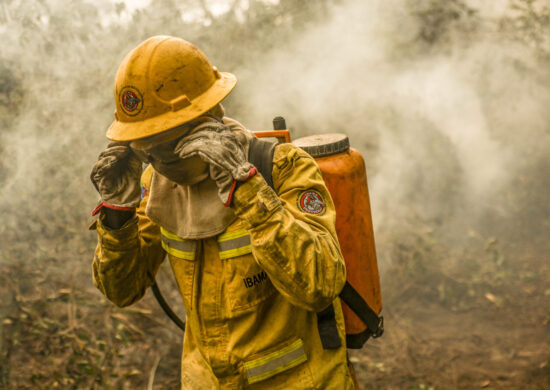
[0,0,549,273]
[230,0,550,244]
[1,1,549,386]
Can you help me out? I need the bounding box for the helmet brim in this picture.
[106,71,237,141]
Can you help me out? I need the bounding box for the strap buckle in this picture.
[372,316,384,338]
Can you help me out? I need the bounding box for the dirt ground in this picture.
[0,231,548,389]
[351,285,550,389]
[347,234,550,390]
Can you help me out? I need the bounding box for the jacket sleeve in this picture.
[232,143,346,312]
[91,166,165,307]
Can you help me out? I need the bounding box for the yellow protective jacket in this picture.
[92,143,355,389]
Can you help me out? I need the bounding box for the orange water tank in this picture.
[293,133,382,339]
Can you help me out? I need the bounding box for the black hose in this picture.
[151,282,186,332]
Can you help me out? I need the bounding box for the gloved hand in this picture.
[174,124,257,206]
[90,142,143,216]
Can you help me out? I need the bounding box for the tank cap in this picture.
[292,133,350,158]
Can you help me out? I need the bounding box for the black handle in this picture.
[272,116,286,130]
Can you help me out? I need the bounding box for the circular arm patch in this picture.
[297,189,326,215]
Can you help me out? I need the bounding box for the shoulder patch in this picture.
[141,181,148,200]
[140,164,154,200]
[297,189,326,215]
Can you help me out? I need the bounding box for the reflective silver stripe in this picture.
[161,235,196,253]
[160,227,196,260]
[218,229,252,259]
[244,340,307,384]
[218,235,251,252]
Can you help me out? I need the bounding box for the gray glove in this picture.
[174,124,256,206]
[90,142,143,215]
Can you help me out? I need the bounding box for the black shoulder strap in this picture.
[339,282,383,335]
[248,136,277,190]
[339,281,384,348]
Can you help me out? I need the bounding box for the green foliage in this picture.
[501,0,550,61]
[409,0,478,45]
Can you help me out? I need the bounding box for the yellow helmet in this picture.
[106,36,237,141]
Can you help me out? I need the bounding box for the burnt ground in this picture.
[350,234,550,390]
[0,230,548,389]
[351,280,550,389]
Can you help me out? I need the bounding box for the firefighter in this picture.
[90,35,355,389]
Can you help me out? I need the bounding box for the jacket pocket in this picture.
[220,229,276,312]
[244,338,315,389]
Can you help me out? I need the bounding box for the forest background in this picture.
[0,0,549,388]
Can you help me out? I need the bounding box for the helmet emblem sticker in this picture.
[297,189,326,215]
[119,86,143,116]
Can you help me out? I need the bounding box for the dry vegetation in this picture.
[0,0,549,388]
